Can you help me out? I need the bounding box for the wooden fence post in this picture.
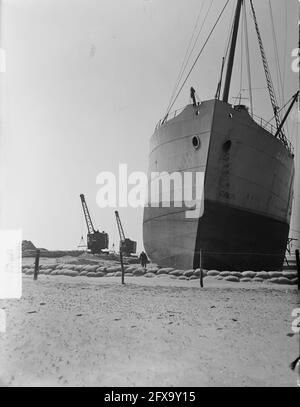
[33,249,40,280]
[296,250,300,290]
[120,246,125,285]
[200,249,203,288]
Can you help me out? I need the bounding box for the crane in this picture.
[80,194,109,254]
[115,211,137,256]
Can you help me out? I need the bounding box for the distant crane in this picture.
[80,194,109,254]
[115,211,137,256]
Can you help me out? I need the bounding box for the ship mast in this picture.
[222,0,243,103]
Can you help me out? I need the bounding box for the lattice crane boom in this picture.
[115,211,126,243]
[80,194,95,235]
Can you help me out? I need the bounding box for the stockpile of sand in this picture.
[22,240,49,257]
[22,240,36,251]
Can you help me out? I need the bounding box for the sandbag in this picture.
[79,270,88,276]
[240,277,252,282]
[50,269,59,275]
[96,266,107,273]
[157,268,174,274]
[230,271,243,278]
[220,271,231,277]
[144,272,156,278]
[207,270,220,277]
[62,269,79,277]
[277,277,294,285]
[133,269,145,276]
[269,277,292,285]
[224,276,239,282]
[146,267,159,274]
[124,266,136,274]
[282,271,297,279]
[169,270,184,276]
[242,271,256,278]
[256,271,270,280]
[183,270,194,277]
[107,266,121,273]
[269,271,283,278]
[253,277,264,282]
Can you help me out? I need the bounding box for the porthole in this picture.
[192,135,201,150]
[223,139,232,151]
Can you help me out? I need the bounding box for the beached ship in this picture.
[143,0,298,271]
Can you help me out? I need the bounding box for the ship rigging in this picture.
[164,0,297,154]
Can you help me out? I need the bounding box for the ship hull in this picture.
[143,99,294,271]
[193,199,289,270]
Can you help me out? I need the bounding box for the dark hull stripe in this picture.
[193,200,289,271]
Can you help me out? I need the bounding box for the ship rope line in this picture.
[282,1,288,100]
[249,0,290,150]
[263,91,299,147]
[163,0,230,122]
[243,0,253,116]
[265,93,298,124]
[165,0,213,117]
[268,0,290,140]
[164,0,294,154]
[214,57,226,100]
[268,0,285,109]
[166,0,206,115]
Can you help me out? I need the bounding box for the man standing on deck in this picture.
[190,87,196,106]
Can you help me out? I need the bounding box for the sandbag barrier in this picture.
[21,263,298,285]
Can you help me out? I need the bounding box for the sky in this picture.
[0,0,299,252]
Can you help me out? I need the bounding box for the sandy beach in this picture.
[0,273,299,387]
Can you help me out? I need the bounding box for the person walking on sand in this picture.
[139,251,148,269]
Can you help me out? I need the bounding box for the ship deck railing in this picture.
[155,106,278,134]
[251,113,277,135]
[155,104,293,154]
[251,113,294,153]
[155,106,186,130]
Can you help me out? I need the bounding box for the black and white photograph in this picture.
[0,0,299,389]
